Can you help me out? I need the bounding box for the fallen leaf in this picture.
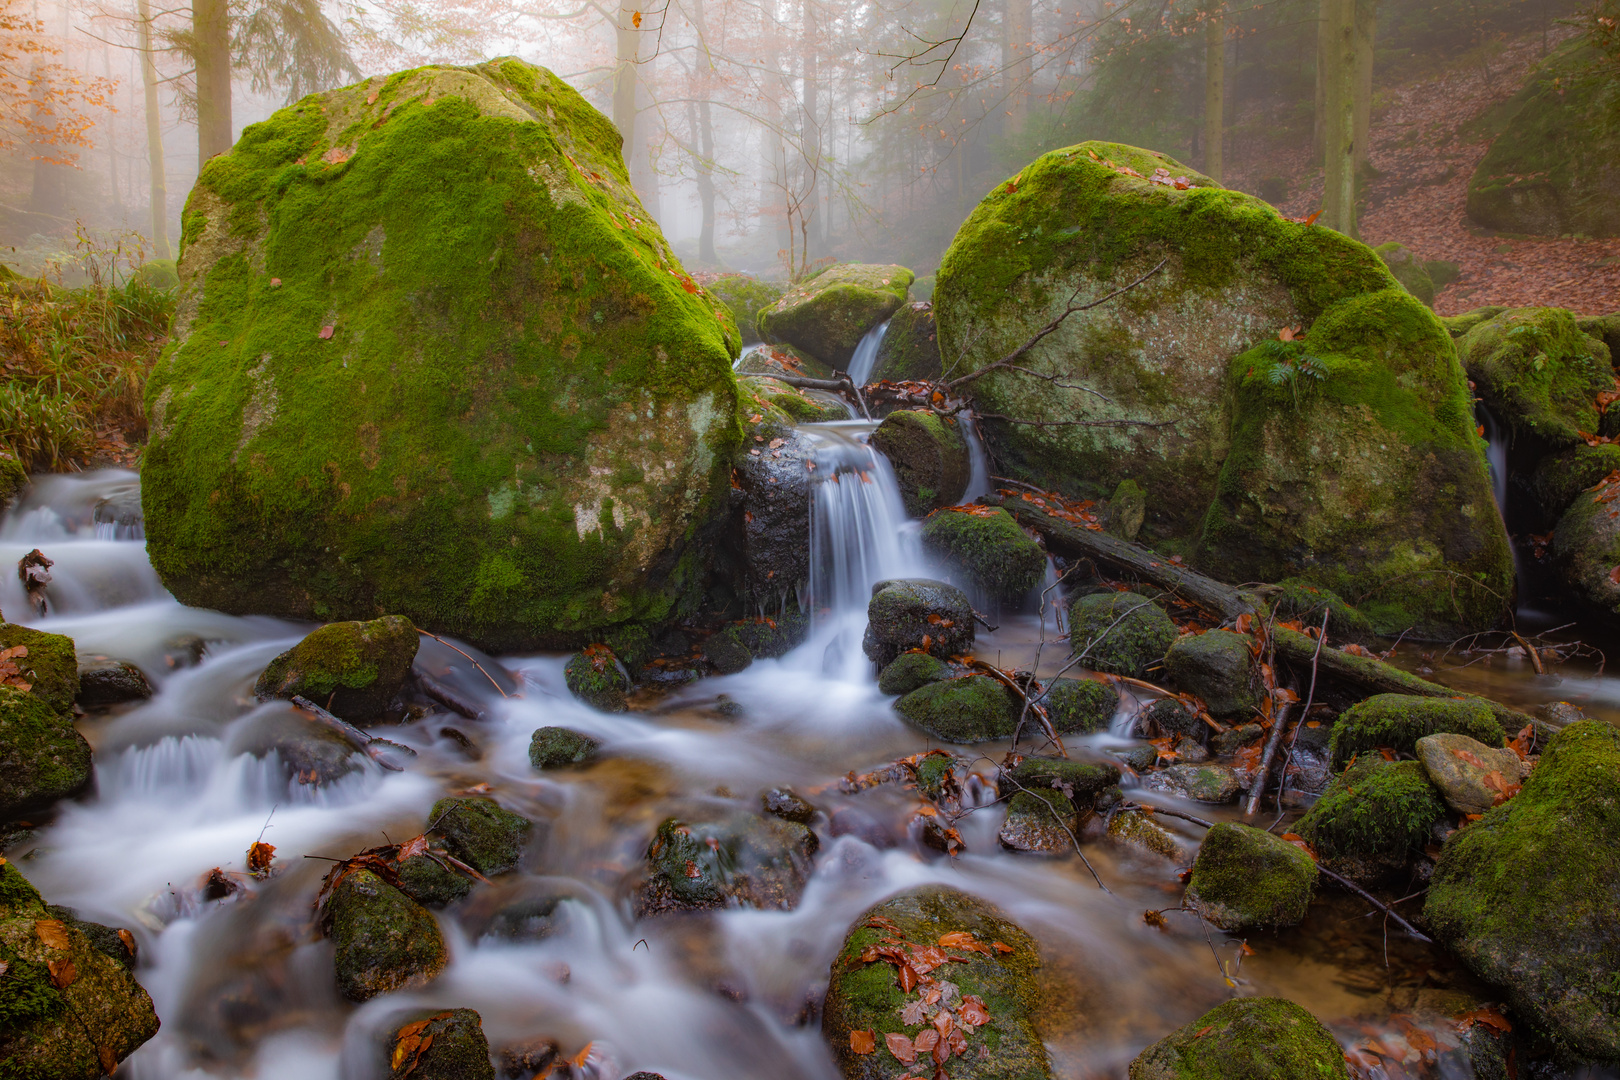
[569,1041,595,1068]
[631,9,643,26]
[937,931,988,952]
[959,996,990,1027]
[849,1029,877,1055]
[898,963,919,993]
[913,1029,939,1054]
[1195,1025,1214,1038]
[319,325,335,339]
[247,841,276,878]
[98,1044,117,1075]
[887,1032,917,1064]
[46,957,76,988]
[35,919,70,950]
[1457,1006,1512,1033]
[991,941,1014,954]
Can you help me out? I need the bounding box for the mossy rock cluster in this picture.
[1426,720,1620,1061]
[323,867,448,1001]
[1162,629,1259,718]
[822,887,1052,1080]
[862,578,975,666]
[877,650,952,696]
[1329,693,1506,769]
[921,507,1046,606]
[870,409,969,516]
[1294,757,1447,882]
[935,140,1511,637]
[528,726,599,769]
[757,263,913,369]
[869,301,943,384]
[895,674,1019,743]
[253,615,418,720]
[383,1008,496,1080]
[0,622,91,821]
[1043,677,1118,735]
[1185,822,1317,931]
[704,273,783,343]
[637,812,816,915]
[1128,997,1349,1079]
[1068,591,1177,678]
[427,796,532,875]
[0,860,160,1078]
[141,59,741,652]
[1456,307,1612,447]
[564,644,629,711]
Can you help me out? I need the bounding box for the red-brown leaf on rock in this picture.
[46,957,76,988]
[913,1029,939,1054]
[887,1032,917,1064]
[849,1029,877,1055]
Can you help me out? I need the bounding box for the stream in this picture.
[4,431,1618,1080]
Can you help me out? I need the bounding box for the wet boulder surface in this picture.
[384,1007,496,1080]
[920,506,1047,607]
[1162,629,1260,718]
[529,726,600,769]
[757,263,913,368]
[1184,823,1317,931]
[74,655,154,708]
[877,651,953,696]
[637,812,818,915]
[1128,997,1350,1080]
[426,796,533,875]
[254,615,419,720]
[1456,306,1611,447]
[563,644,630,712]
[1042,677,1118,735]
[0,623,91,821]
[1067,591,1176,678]
[895,675,1019,743]
[870,301,943,383]
[1295,757,1447,883]
[1328,693,1506,769]
[863,578,975,666]
[871,410,969,517]
[323,868,448,1002]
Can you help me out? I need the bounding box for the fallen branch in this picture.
[1244,608,1328,818]
[970,661,1066,758]
[416,671,491,722]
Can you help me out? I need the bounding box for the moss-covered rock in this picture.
[921,507,1046,606]
[1329,693,1506,769]
[705,273,783,343]
[392,852,473,908]
[1068,591,1176,678]
[757,263,913,368]
[0,861,161,1079]
[998,755,1121,811]
[1107,807,1193,862]
[1465,43,1620,239]
[1145,762,1241,803]
[141,59,741,652]
[0,452,27,511]
[324,868,447,1002]
[1295,757,1446,882]
[564,644,629,711]
[0,685,92,820]
[1263,578,1377,642]
[1457,307,1612,447]
[1104,478,1147,541]
[895,675,1019,743]
[1162,630,1259,718]
[1551,468,1620,626]
[1138,696,1204,740]
[1425,720,1620,1061]
[870,410,969,516]
[254,615,417,720]
[1128,997,1349,1080]
[1532,443,1620,519]
[637,812,816,914]
[998,789,1076,854]
[1043,677,1118,734]
[384,1008,495,1080]
[702,625,752,674]
[1374,242,1436,306]
[427,796,532,875]
[822,887,1051,1080]
[0,623,79,715]
[869,301,942,384]
[1579,313,1620,361]
[1439,307,1507,339]
[1185,822,1317,931]
[862,579,975,666]
[877,651,952,696]
[528,726,599,769]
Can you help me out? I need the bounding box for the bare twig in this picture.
[416,629,511,698]
[290,695,406,772]
[1315,863,1434,944]
[999,772,1109,893]
[1244,607,1328,817]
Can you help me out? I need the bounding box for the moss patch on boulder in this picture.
[323,868,447,1002]
[863,579,975,666]
[895,675,1019,743]
[0,453,26,511]
[921,506,1046,605]
[254,615,417,720]
[1295,757,1447,882]
[1551,470,1620,627]
[1457,306,1612,447]
[870,301,943,383]
[384,1008,495,1080]
[1162,630,1259,718]
[1329,693,1506,769]
[1068,591,1176,678]
[528,726,599,769]
[877,651,951,696]
[999,755,1121,811]
[1264,578,1377,642]
[0,685,92,820]
[1185,822,1317,931]
[1043,677,1118,735]
[870,410,969,517]
[757,263,913,368]
[1374,242,1435,306]
[1128,997,1349,1080]
[1531,443,1620,519]
[427,796,532,875]
[0,624,78,715]
[705,273,783,343]
[564,644,629,711]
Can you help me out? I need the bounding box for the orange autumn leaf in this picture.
[886,1032,917,1064]
[570,1042,595,1067]
[46,957,76,988]
[34,919,70,950]
[849,1029,877,1055]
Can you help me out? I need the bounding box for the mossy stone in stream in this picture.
[1456,307,1612,447]
[1128,997,1350,1080]
[756,263,913,368]
[920,507,1046,606]
[1264,578,1376,642]
[999,756,1121,812]
[877,651,951,696]
[1426,720,1620,1061]
[528,726,600,769]
[1067,592,1176,678]
[822,886,1051,1080]
[702,626,752,674]
[1551,476,1620,628]
[392,853,473,908]
[0,861,161,1079]
[1294,757,1447,883]
[74,656,154,708]
[913,751,961,799]
[863,579,975,666]
[1138,697,1203,740]
[254,615,418,720]
[235,708,364,787]
[869,301,943,383]
[1145,762,1242,803]
[761,787,816,824]
[1531,443,1620,519]
[870,410,969,517]
[894,675,1018,743]
[0,623,80,715]
[998,789,1077,854]
[427,796,533,875]
[563,645,630,712]
[637,812,817,915]
[1185,823,1318,931]
[0,685,92,820]
[1044,677,1118,735]
[1162,630,1259,718]
[1329,693,1506,770]
[384,1007,495,1080]
[324,868,448,1002]
[43,906,137,971]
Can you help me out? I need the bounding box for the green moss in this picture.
[1374,242,1436,306]
[1185,823,1317,931]
[1531,443,1620,517]
[920,507,1046,604]
[0,952,64,1031]
[999,755,1121,810]
[912,751,959,799]
[1457,307,1612,446]
[639,813,815,914]
[392,853,472,907]
[142,60,740,653]
[0,861,44,918]
[704,273,783,343]
[870,302,943,384]
[1265,578,1376,641]
[563,644,629,711]
[1438,306,1506,339]
[877,651,951,696]
[383,1007,494,1080]
[253,615,417,719]
[427,796,532,875]
[323,868,447,1002]
[864,579,976,665]
[895,674,1019,743]
[757,263,914,367]
[0,625,78,715]
[1162,630,1259,718]
[1295,757,1447,880]
[871,410,969,516]
[1068,591,1177,678]
[1425,720,1620,1061]
[0,686,92,820]
[1128,997,1350,1080]
[528,726,599,769]
[0,454,26,510]
[1042,677,1119,735]
[1329,693,1506,769]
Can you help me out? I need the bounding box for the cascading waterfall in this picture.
[960,413,993,502]
[844,320,891,386]
[1478,403,1509,513]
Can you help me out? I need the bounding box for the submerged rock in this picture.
[324,868,447,1002]
[528,727,600,770]
[1128,997,1349,1080]
[1295,757,1446,883]
[384,1007,495,1080]
[870,409,969,517]
[822,887,1051,1080]
[1414,733,1524,815]
[757,263,913,368]
[235,707,365,787]
[761,787,816,824]
[1145,763,1241,804]
[894,675,1018,743]
[920,507,1046,606]
[1457,306,1612,446]
[564,645,630,712]
[1043,677,1118,735]
[862,579,975,666]
[870,301,942,384]
[427,796,533,876]
[1068,591,1177,679]
[877,651,952,696]
[998,789,1077,854]
[1185,823,1317,931]
[637,813,817,914]
[1162,630,1259,718]
[0,684,93,819]
[1329,693,1505,769]
[75,655,154,708]
[141,59,740,652]
[254,616,418,721]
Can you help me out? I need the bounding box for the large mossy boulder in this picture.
[254,615,418,720]
[895,675,1019,743]
[1128,997,1349,1080]
[1425,720,1620,1061]
[1068,591,1177,678]
[1531,443,1620,519]
[1465,43,1620,239]
[934,141,1511,638]
[1184,822,1317,931]
[756,263,913,368]
[1043,677,1118,734]
[1294,757,1447,882]
[637,812,816,914]
[323,868,448,1002]
[862,579,975,666]
[1329,693,1505,770]
[705,273,783,343]
[869,301,943,384]
[1161,630,1259,718]
[870,410,969,516]
[877,651,951,696]
[1551,467,1620,626]
[0,684,92,820]
[0,861,161,1079]
[921,506,1046,606]
[1456,307,1612,447]
[141,59,741,652]
[822,887,1051,1080]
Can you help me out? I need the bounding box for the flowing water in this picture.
[845,321,891,387]
[5,458,1614,1080]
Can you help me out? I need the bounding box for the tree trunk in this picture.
[1320,0,1357,237]
[137,0,172,259]
[801,0,821,257]
[1204,10,1224,182]
[1353,0,1377,175]
[192,0,232,169]
[688,0,717,265]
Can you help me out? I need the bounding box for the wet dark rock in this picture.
[0,622,79,714]
[999,756,1121,812]
[74,655,153,708]
[1106,808,1192,862]
[621,1073,669,1080]
[1415,733,1524,815]
[0,684,92,819]
[1211,723,1263,757]
[428,796,533,876]
[0,861,160,1078]
[162,633,208,670]
[1534,700,1584,728]
[870,301,942,384]
[1104,478,1147,542]
[1172,735,1209,763]
[236,709,364,787]
[828,807,897,848]
[894,674,1017,743]
[823,886,1052,1080]
[1138,697,1203,740]
[756,263,913,368]
[564,646,630,712]
[323,868,447,1002]
[1329,693,1506,769]
[761,787,816,824]
[733,606,810,660]
[1043,677,1118,735]
[498,1036,560,1079]
[1427,721,1620,1061]
[1145,763,1242,803]
[703,627,753,674]
[637,812,818,914]
[90,483,143,534]
[529,727,600,770]
[726,419,813,611]
[484,896,569,942]
[1550,471,1620,628]
[877,651,951,696]
[1531,444,1620,520]
[1114,743,1159,772]
[870,409,969,517]
[1163,630,1261,718]
[254,615,418,721]
[1067,592,1176,679]
[384,1007,494,1080]
[998,789,1076,854]
[862,578,975,666]
[1295,757,1446,883]
[393,852,473,908]
[1127,997,1350,1079]
[44,905,138,971]
[1184,823,1317,931]
[920,506,1046,606]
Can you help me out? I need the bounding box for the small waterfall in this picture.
[961,414,992,502]
[845,320,892,386]
[1479,404,1509,513]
